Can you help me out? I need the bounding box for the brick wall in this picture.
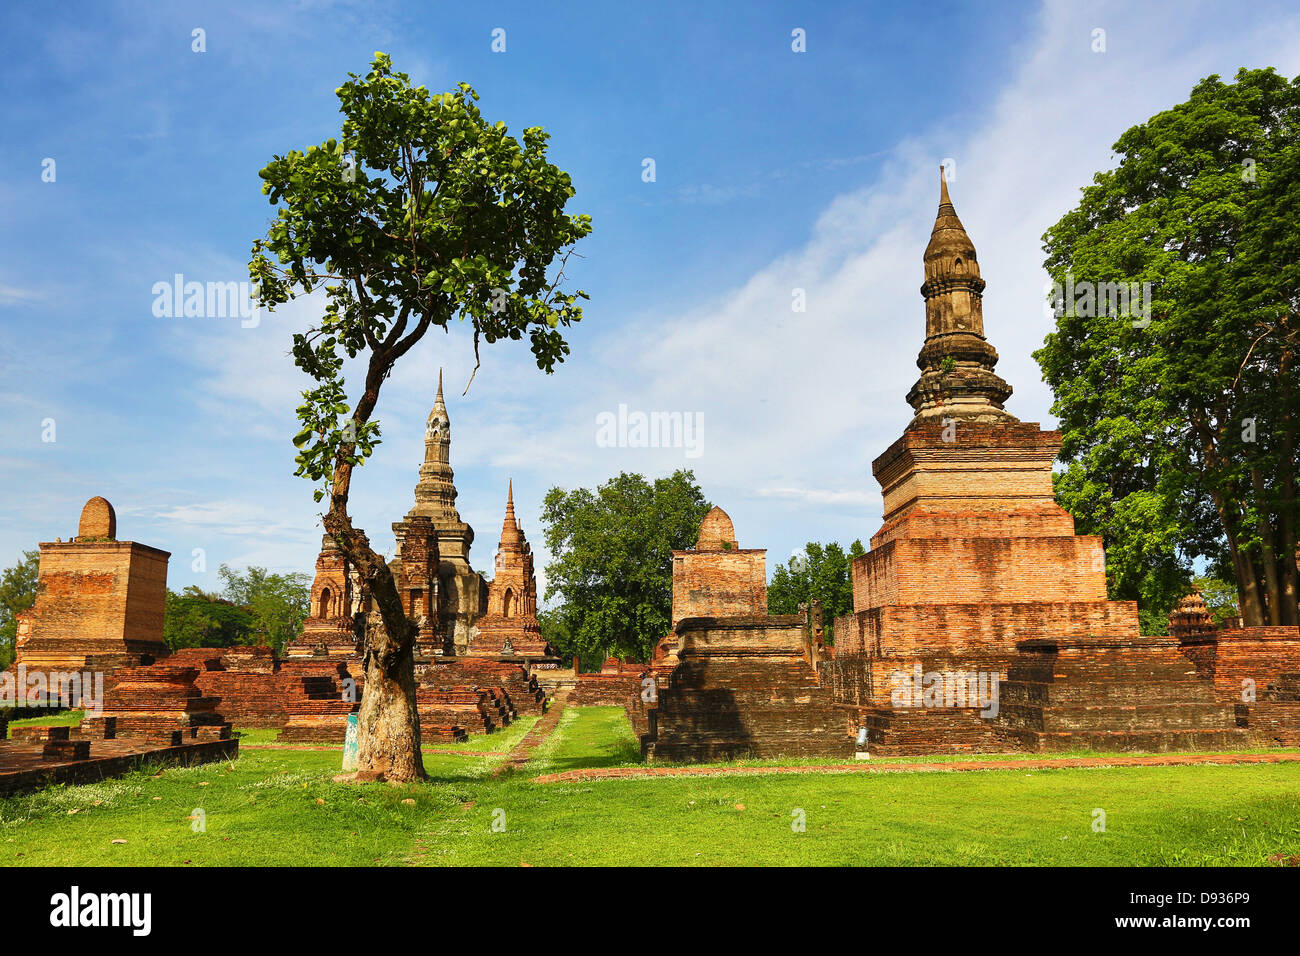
[17,540,169,671]
[852,536,1108,613]
[670,549,767,625]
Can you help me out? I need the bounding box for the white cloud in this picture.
[0,285,41,306]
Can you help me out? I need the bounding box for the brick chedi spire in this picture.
[470,480,552,660]
[409,368,461,523]
[498,479,523,551]
[905,168,1015,426]
[398,368,485,657]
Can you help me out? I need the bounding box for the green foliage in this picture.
[163,587,254,651]
[162,566,310,654]
[217,565,311,653]
[0,549,39,670]
[540,471,711,663]
[1194,575,1242,627]
[249,52,592,503]
[1036,67,1300,626]
[767,540,866,640]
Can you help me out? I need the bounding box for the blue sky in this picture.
[2,0,1298,599]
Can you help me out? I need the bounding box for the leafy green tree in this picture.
[250,53,591,781]
[163,586,255,650]
[0,549,39,669]
[217,565,311,654]
[540,471,710,663]
[767,540,865,640]
[1037,67,1300,628]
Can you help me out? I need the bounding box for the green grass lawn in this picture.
[3,706,1298,866]
[7,710,85,729]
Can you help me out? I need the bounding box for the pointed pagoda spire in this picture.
[408,367,461,521]
[499,479,522,546]
[905,169,1016,426]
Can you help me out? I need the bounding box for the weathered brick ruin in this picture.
[404,369,489,655]
[267,375,554,742]
[635,172,1300,762]
[288,533,367,660]
[11,176,1300,770]
[0,498,238,788]
[640,509,853,761]
[14,497,169,676]
[80,663,233,745]
[468,482,554,660]
[821,171,1286,755]
[391,514,443,659]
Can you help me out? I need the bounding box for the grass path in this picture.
[496,689,571,776]
[2,706,1298,866]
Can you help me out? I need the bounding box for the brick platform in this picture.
[428,658,549,715]
[160,648,360,744]
[80,663,232,744]
[643,616,854,762]
[0,734,237,798]
[999,636,1249,752]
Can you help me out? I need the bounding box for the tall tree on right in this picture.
[1037,67,1300,627]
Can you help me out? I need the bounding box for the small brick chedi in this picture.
[670,507,767,625]
[641,507,852,761]
[14,497,169,674]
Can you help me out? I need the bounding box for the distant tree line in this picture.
[164,565,311,654]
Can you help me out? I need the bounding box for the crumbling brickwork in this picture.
[670,507,767,626]
[643,616,853,761]
[15,496,169,674]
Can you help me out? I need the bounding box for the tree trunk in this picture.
[1250,467,1282,625]
[1213,490,1266,626]
[1279,517,1298,627]
[324,476,427,783]
[356,625,424,781]
[1199,424,1266,626]
[1277,349,1299,626]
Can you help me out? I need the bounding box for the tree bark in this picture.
[355,617,424,781]
[1250,467,1283,625]
[1197,421,1266,626]
[1213,490,1266,626]
[319,341,431,783]
[323,506,427,782]
[1277,348,1299,626]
